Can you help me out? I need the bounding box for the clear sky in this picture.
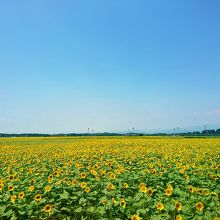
[0,0,220,133]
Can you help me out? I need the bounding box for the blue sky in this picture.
[0,0,220,133]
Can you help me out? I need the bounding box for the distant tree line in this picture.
[0,132,123,137]
[168,128,220,137]
[0,129,220,137]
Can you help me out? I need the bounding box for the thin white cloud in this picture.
[193,112,198,116]
[205,109,220,116]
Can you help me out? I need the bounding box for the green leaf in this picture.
[75,207,83,213]
[151,215,162,220]
[137,208,149,215]
[27,209,33,216]
[0,206,6,216]
[97,206,105,216]
[10,214,17,220]
[87,206,95,213]
[18,210,26,215]
[5,210,13,217]
[79,198,87,206]
[59,191,69,200]
[61,207,71,213]
[209,202,215,207]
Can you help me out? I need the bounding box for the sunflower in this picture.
[30,178,36,184]
[11,195,17,203]
[189,185,195,193]
[45,185,52,192]
[80,172,86,179]
[197,188,203,194]
[196,202,204,211]
[85,187,90,193]
[109,172,116,180]
[75,162,81,168]
[167,184,173,191]
[8,185,14,191]
[34,194,42,202]
[44,204,52,213]
[108,183,115,190]
[48,178,53,184]
[131,214,141,220]
[120,198,126,208]
[151,169,156,174]
[165,188,172,197]
[139,182,146,188]
[66,180,71,186]
[123,183,129,189]
[90,169,97,175]
[180,168,185,174]
[148,187,153,196]
[176,163,181,168]
[185,175,189,180]
[112,198,117,205]
[56,180,62,185]
[18,191,25,199]
[80,182,87,188]
[115,169,121,174]
[9,175,14,181]
[101,199,107,205]
[175,201,182,212]
[53,171,59,177]
[202,189,209,196]
[148,163,153,168]
[140,185,147,193]
[72,179,78,186]
[48,174,53,180]
[156,201,164,211]
[176,215,182,220]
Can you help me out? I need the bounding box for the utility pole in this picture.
[177,127,180,136]
[204,125,207,136]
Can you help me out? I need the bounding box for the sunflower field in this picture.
[0,136,219,220]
